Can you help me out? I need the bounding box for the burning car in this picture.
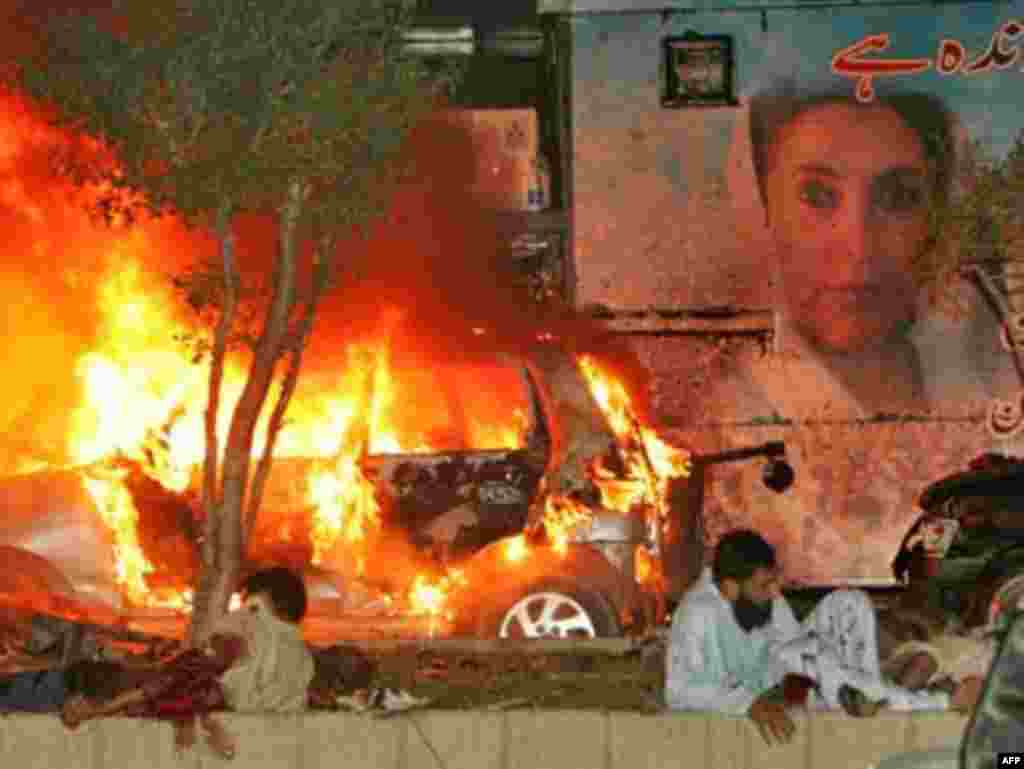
[892,454,1024,630]
[0,342,703,640]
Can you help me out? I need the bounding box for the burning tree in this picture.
[13,0,449,640]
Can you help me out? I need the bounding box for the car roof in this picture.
[959,609,1024,769]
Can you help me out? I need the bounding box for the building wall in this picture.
[566,2,1018,310]
[556,2,1024,582]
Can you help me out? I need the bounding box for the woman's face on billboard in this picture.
[763,101,931,354]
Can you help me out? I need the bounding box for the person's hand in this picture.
[749,694,797,745]
[951,676,985,713]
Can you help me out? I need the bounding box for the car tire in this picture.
[476,578,622,639]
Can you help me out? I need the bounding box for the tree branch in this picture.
[201,201,237,560]
[244,234,335,543]
[219,177,303,561]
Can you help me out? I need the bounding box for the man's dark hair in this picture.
[748,79,957,214]
[243,567,308,623]
[712,529,776,584]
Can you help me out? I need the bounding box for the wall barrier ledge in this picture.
[0,709,967,769]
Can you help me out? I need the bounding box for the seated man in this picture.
[62,567,316,760]
[665,530,983,745]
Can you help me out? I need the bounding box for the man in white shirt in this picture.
[665,529,982,744]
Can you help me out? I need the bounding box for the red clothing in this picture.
[126,634,246,721]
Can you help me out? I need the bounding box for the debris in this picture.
[335,687,433,717]
[486,698,532,711]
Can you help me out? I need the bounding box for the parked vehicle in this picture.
[891,454,1024,631]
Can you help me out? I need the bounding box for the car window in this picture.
[960,610,1024,769]
[366,358,533,454]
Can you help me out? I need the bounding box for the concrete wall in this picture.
[0,710,966,769]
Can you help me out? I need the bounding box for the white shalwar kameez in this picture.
[665,569,949,714]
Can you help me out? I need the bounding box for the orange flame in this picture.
[576,354,690,589]
[408,569,467,635]
[542,495,593,556]
[409,572,458,616]
[65,257,531,607]
[502,533,528,564]
[308,455,381,566]
[81,467,153,605]
[0,89,681,624]
[577,354,690,483]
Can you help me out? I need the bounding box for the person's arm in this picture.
[62,679,154,729]
[135,634,248,705]
[665,602,762,715]
[65,686,148,726]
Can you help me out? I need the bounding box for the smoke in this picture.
[300,112,656,420]
[305,114,533,362]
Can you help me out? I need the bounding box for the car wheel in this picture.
[480,579,621,639]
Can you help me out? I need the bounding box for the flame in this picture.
[62,277,682,612]
[308,455,381,565]
[1,86,696,627]
[81,468,154,605]
[542,495,593,556]
[60,243,529,608]
[503,533,528,564]
[408,569,467,635]
[636,545,654,584]
[578,355,690,482]
[576,354,690,589]
[306,339,530,567]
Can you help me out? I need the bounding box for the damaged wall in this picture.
[552,1,1024,582]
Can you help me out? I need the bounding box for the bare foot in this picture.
[61,695,93,731]
[174,719,197,754]
[200,715,236,761]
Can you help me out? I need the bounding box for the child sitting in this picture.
[61,567,315,760]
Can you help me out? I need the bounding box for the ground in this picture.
[362,645,664,712]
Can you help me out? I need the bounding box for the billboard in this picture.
[568,3,1024,582]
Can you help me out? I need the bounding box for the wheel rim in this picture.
[498,591,598,639]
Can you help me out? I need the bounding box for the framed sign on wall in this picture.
[661,34,737,108]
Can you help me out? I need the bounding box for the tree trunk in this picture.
[189,182,303,643]
[189,204,238,645]
[201,203,237,517]
[245,235,335,543]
